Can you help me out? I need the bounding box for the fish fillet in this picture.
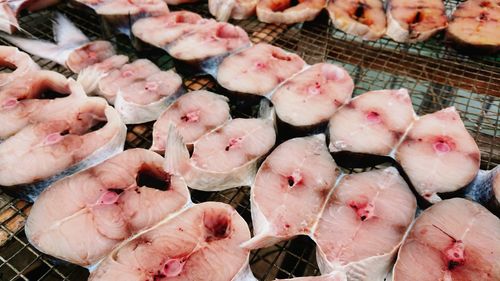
[256,0,325,24]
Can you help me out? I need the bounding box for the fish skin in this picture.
[25,148,190,266]
[0,80,126,201]
[386,0,448,43]
[209,0,258,21]
[327,0,387,40]
[88,202,252,281]
[256,0,326,24]
[392,198,500,281]
[465,166,500,217]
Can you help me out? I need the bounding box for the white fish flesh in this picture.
[25,148,190,266]
[151,90,231,153]
[314,168,416,280]
[277,272,347,281]
[386,0,448,43]
[167,20,251,76]
[271,63,354,129]
[165,117,276,191]
[446,0,500,55]
[0,0,60,33]
[395,107,481,203]
[392,198,500,281]
[465,166,500,217]
[328,89,416,156]
[0,46,40,88]
[1,13,116,73]
[76,54,129,95]
[0,81,126,200]
[327,0,387,40]
[256,0,326,24]
[209,0,257,21]
[0,70,69,139]
[217,43,306,96]
[242,134,339,250]
[131,11,203,48]
[88,202,253,281]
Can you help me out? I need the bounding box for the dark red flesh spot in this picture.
[180,111,200,123]
[354,3,365,18]
[445,241,465,270]
[225,137,242,151]
[287,176,295,186]
[348,200,374,221]
[479,12,488,20]
[136,164,171,191]
[480,1,491,7]
[411,11,423,24]
[204,212,231,242]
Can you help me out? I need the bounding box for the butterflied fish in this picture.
[209,0,257,21]
[256,0,326,24]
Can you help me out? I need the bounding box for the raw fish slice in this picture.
[151,90,231,153]
[386,0,448,43]
[395,107,481,203]
[314,168,416,280]
[0,2,18,34]
[446,0,500,55]
[272,63,354,129]
[327,0,387,40]
[209,0,257,21]
[217,43,306,96]
[65,41,116,73]
[76,55,129,95]
[166,118,276,191]
[277,272,347,281]
[166,20,250,76]
[328,89,416,155]
[131,11,203,48]
[0,46,40,88]
[242,134,339,249]
[256,0,326,24]
[465,166,499,217]
[0,81,126,200]
[0,0,60,33]
[0,70,69,139]
[89,202,252,281]
[392,198,500,281]
[26,148,190,266]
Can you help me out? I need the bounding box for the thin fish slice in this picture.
[386,0,448,43]
[0,81,126,200]
[396,107,481,203]
[151,90,231,153]
[242,134,339,250]
[0,46,40,88]
[26,148,190,266]
[446,0,500,54]
[393,198,500,281]
[217,43,306,96]
[0,70,69,139]
[272,63,354,129]
[209,0,258,21]
[314,168,416,280]
[165,118,276,191]
[256,0,325,24]
[328,89,416,155]
[327,0,387,40]
[89,202,253,281]
[131,11,203,48]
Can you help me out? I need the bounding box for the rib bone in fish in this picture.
[0,46,40,88]
[131,11,203,49]
[165,116,276,191]
[446,0,500,55]
[242,134,339,250]
[1,13,115,73]
[25,148,190,266]
[0,81,126,201]
[0,70,69,139]
[0,0,60,34]
[327,0,387,40]
[465,166,500,217]
[271,63,354,130]
[151,90,231,153]
[256,0,326,24]
[392,198,500,281]
[328,89,416,156]
[209,0,257,21]
[217,43,306,97]
[88,202,253,281]
[386,0,448,43]
[395,107,481,204]
[314,168,416,280]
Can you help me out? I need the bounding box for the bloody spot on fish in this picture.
[287,176,294,186]
[215,24,240,39]
[348,200,374,221]
[136,164,171,191]
[180,111,200,123]
[480,1,491,7]
[433,137,455,154]
[284,224,290,228]
[366,111,381,124]
[225,137,242,151]
[478,12,488,20]
[108,188,124,194]
[204,212,231,242]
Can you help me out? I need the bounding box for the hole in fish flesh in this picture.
[136,164,172,191]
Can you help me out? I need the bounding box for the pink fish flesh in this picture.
[76,54,129,95]
[209,0,258,21]
[88,202,253,281]
[256,0,326,24]
[271,63,354,129]
[131,11,203,48]
[0,0,60,33]
[392,198,500,281]
[26,148,190,266]
[151,90,231,153]
[0,46,40,88]
[217,43,306,96]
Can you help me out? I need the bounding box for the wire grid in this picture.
[0,1,498,281]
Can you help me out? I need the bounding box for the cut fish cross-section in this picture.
[256,0,326,24]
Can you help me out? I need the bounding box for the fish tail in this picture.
[164,123,190,176]
[0,34,68,66]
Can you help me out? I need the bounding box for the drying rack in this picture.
[0,1,498,280]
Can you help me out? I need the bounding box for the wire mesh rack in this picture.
[0,1,498,280]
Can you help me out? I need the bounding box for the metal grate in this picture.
[0,1,498,280]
